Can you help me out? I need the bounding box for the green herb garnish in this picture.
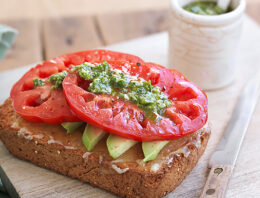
[33,78,45,87]
[49,71,67,89]
[73,61,171,116]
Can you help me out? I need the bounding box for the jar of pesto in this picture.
[168,0,246,90]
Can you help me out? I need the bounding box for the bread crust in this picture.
[0,98,210,198]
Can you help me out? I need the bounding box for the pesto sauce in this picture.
[49,71,67,89]
[33,78,45,87]
[183,1,227,16]
[72,61,172,116]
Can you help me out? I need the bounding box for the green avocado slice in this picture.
[107,134,137,159]
[142,141,169,162]
[61,122,84,134]
[82,124,106,151]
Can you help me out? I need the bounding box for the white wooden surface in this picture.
[0,15,260,198]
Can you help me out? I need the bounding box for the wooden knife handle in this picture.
[200,165,233,198]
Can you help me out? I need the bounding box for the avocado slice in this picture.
[82,124,106,151]
[61,122,84,134]
[107,134,137,159]
[142,141,169,162]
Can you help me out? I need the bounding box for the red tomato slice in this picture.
[10,59,79,124]
[10,50,144,124]
[59,49,144,68]
[63,61,208,141]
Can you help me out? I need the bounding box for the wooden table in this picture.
[0,0,260,71]
[0,9,169,71]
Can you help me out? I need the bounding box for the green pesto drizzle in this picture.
[33,78,45,87]
[72,61,171,115]
[49,71,67,89]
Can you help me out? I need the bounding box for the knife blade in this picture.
[200,70,260,198]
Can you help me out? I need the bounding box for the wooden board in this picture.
[43,16,103,59]
[0,19,42,72]
[0,15,260,198]
[97,9,169,45]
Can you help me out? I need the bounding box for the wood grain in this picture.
[0,19,42,71]
[0,0,259,22]
[246,2,260,25]
[97,9,169,45]
[0,0,169,20]
[43,16,103,59]
[200,165,233,198]
[0,149,115,198]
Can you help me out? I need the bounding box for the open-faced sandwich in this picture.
[0,50,210,198]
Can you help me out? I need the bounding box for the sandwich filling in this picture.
[9,50,208,162]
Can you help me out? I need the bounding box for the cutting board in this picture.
[0,15,260,198]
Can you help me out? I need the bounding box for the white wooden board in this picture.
[0,15,260,198]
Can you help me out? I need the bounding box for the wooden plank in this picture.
[0,16,260,198]
[0,0,259,23]
[43,16,103,60]
[246,2,260,25]
[97,9,169,45]
[0,19,42,72]
[0,146,115,198]
[0,0,169,20]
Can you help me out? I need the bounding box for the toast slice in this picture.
[0,98,210,198]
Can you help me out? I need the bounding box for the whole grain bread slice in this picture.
[0,98,210,198]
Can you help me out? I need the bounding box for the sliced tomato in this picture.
[59,49,144,68]
[10,59,79,124]
[63,61,208,141]
[10,50,144,124]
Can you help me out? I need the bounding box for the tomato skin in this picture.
[11,50,144,124]
[10,59,79,125]
[12,84,80,124]
[11,58,68,99]
[60,49,144,67]
[63,61,208,141]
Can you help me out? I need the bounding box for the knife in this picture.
[200,70,260,198]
